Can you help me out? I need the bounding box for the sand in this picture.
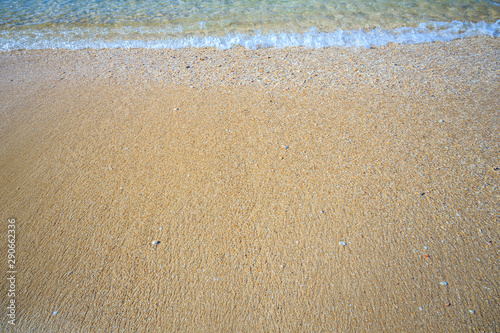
[0,37,499,332]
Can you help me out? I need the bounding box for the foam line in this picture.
[0,20,498,51]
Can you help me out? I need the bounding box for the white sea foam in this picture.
[0,20,498,51]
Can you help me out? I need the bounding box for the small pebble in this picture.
[469,310,475,314]
[440,281,448,286]
[339,241,347,246]
[152,240,160,245]
[424,246,428,250]
[419,307,423,311]
[174,108,179,110]
[53,311,58,316]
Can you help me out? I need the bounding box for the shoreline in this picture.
[1,20,499,51]
[1,37,499,331]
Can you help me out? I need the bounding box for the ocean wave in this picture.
[0,20,499,51]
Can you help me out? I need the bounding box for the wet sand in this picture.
[0,37,499,331]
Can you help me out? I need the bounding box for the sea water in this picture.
[0,0,499,50]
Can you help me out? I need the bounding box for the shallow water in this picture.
[0,0,499,50]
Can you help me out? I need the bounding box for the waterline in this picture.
[1,20,499,51]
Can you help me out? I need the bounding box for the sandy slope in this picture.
[0,37,499,331]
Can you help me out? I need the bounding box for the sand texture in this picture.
[0,37,499,331]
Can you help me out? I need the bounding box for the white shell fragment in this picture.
[152,240,160,245]
[339,241,347,246]
[440,281,449,286]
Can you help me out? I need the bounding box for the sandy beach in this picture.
[1,37,499,331]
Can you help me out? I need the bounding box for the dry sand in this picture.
[0,37,499,332]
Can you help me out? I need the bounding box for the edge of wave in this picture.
[1,20,499,51]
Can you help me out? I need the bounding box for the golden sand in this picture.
[1,37,499,331]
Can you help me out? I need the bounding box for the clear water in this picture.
[0,0,499,50]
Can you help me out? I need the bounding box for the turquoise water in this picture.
[0,0,499,50]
